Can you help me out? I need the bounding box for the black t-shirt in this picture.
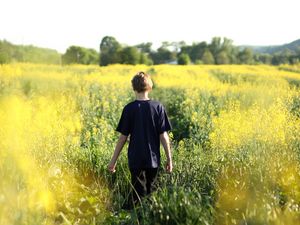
[116,99,172,169]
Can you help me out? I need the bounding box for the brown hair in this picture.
[131,71,153,93]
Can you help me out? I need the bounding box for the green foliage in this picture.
[135,42,152,53]
[238,48,254,64]
[99,36,122,66]
[181,42,207,63]
[176,37,300,65]
[179,37,242,65]
[271,53,291,65]
[150,46,176,64]
[177,53,190,65]
[255,53,273,64]
[120,46,140,65]
[62,46,99,65]
[201,48,215,64]
[140,186,213,225]
[139,52,153,65]
[216,51,230,64]
[0,39,61,64]
[2,37,300,66]
[0,40,13,63]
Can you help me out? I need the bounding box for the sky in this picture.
[1,0,299,53]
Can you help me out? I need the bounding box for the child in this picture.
[108,71,173,206]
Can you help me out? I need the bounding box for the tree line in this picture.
[62,36,300,66]
[0,40,61,64]
[1,37,299,65]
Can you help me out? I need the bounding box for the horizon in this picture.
[1,36,300,54]
[1,0,300,53]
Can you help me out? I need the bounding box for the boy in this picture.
[108,71,172,206]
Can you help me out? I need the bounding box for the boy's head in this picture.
[131,71,153,93]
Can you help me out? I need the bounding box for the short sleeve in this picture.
[116,107,131,136]
[158,105,172,134]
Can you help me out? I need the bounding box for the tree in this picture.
[120,46,140,65]
[150,45,176,64]
[216,51,230,64]
[177,53,190,65]
[238,48,253,64]
[135,42,152,53]
[0,39,61,64]
[86,48,99,64]
[209,37,222,58]
[255,53,272,64]
[139,53,153,65]
[180,45,193,58]
[201,48,215,64]
[134,43,154,65]
[209,37,236,64]
[62,46,81,64]
[0,40,12,63]
[62,46,98,65]
[189,42,207,63]
[99,36,122,66]
[178,42,207,64]
[271,53,289,65]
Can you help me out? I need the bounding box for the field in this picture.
[1,63,300,224]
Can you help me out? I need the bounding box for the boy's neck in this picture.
[135,91,150,100]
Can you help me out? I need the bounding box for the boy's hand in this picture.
[108,134,127,173]
[108,161,116,173]
[166,160,173,173]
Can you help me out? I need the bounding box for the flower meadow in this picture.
[1,63,300,224]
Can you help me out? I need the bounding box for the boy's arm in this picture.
[160,131,173,173]
[108,134,128,173]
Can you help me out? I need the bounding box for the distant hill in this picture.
[0,39,61,64]
[241,39,300,55]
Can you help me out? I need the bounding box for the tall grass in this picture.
[1,63,300,224]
